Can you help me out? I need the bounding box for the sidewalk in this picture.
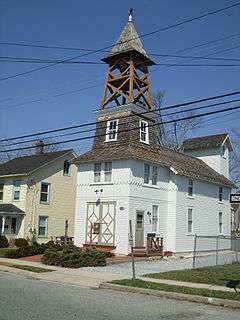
[0,257,129,288]
[140,277,233,292]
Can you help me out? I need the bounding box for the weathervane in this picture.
[128,8,133,22]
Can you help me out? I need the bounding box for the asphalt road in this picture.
[0,272,239,320]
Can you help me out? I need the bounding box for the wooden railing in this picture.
[146,235,163,256]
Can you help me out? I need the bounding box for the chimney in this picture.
[35,140,44,154]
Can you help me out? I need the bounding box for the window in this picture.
[144,164,150,184]
[140,120,149,144]
[94,163,101,182]
[188,179,193,197]
[4,216,17,234]
[106,120,118,142]
[219,187,223,202]
[63,160,71,175]
[13,180,21,201]
[104,162,112,182]
[152,205,158,232]
[219,212,223,234]
[40,183,50,203]
[38,216,48,237]
[0,180,4,201]
[187,208,193,233]
[152,166,158,185]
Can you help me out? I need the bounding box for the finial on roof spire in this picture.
[128,8,133,22]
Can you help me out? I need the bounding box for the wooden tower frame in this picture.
[101,55,153,111]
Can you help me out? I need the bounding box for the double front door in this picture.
[86,202,116,245]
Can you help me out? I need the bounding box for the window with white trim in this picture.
[219,212,223,234]
[219,187,223,202]
[94,163,101,182]
[38,216,48,237]
[104,162,112,182]
[13,180,21,201]
[188,179,193,197]
[40,183,50,203]
[152,166,158,185]
[187,208,193,233]
[144,164,150,184]
[106,119,118,142]
[140,120,149,144]
[0,180,4,201]
[152,205,158,232]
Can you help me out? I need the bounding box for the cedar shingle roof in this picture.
[75,144,235,188]
[0,203,25,214]
[0,150,73,177]
[182,133,229,151]
[102,21,154,65]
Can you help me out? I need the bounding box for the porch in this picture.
[132,235,163,257]
[0,204,25,238]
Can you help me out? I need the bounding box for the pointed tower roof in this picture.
[102,9,155,65]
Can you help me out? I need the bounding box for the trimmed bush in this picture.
[42,246,107,268]
[15,238,29,248]
[0,235,9,248]
[4,243,45,258]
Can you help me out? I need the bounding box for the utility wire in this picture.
[6,97,240,147]
[1,103,240,153]
[1,89,240,143]
[1,1,240,82]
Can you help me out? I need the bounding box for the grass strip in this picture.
[9,264,55,273]
[111,279,240,301]
[144,264,240,287]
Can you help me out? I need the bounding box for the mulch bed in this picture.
[18,255,43,262]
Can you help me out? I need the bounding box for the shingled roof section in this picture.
[102,21,155,65]
[75,144,235,188]
[182,133,229,151]
[0,150,73,177]
[0,203,25,214]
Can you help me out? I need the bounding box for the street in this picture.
[0,272,239,320]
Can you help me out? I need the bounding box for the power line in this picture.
[1,1,240,82]
[1,88,240,144]
[1,103,240,153]
[6,97,240,147]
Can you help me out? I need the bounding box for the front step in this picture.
[131,247,163,257]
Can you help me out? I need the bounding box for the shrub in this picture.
[0,235,9,248]
[4,243,45,258]
[15,238,29,248]
[42,248,107,268]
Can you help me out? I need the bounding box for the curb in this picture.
[99,283,240,309]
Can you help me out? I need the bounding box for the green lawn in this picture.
[111,279,240,301]
[10,265,55,273]
[0,248,15,257]
[144,264,240,287]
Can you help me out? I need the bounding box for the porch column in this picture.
[1,216,5,234]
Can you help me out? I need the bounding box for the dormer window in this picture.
[188,179,193,197]
[106,119,118,142]
[63,160,71,176]
[140,120,149,144]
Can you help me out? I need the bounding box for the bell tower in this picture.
[101,9,155,111]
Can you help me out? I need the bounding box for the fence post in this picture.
[235,235,239,263]
[192,234,197,269]
[216,235,219,266]
[129,220,136,280]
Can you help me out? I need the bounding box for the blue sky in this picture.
[0,0,240,153]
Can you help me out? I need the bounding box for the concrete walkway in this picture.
[140,277,233,292]
[0,257,234,293]
[0,257,129,288]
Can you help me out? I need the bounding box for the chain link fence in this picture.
[192,235,240,268]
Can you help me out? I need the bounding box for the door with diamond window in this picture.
[86,202,116,245]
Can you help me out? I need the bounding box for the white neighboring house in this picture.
[74,15,235,256]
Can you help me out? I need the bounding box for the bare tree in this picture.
[153,90,202,150]
[230,128,240,189]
